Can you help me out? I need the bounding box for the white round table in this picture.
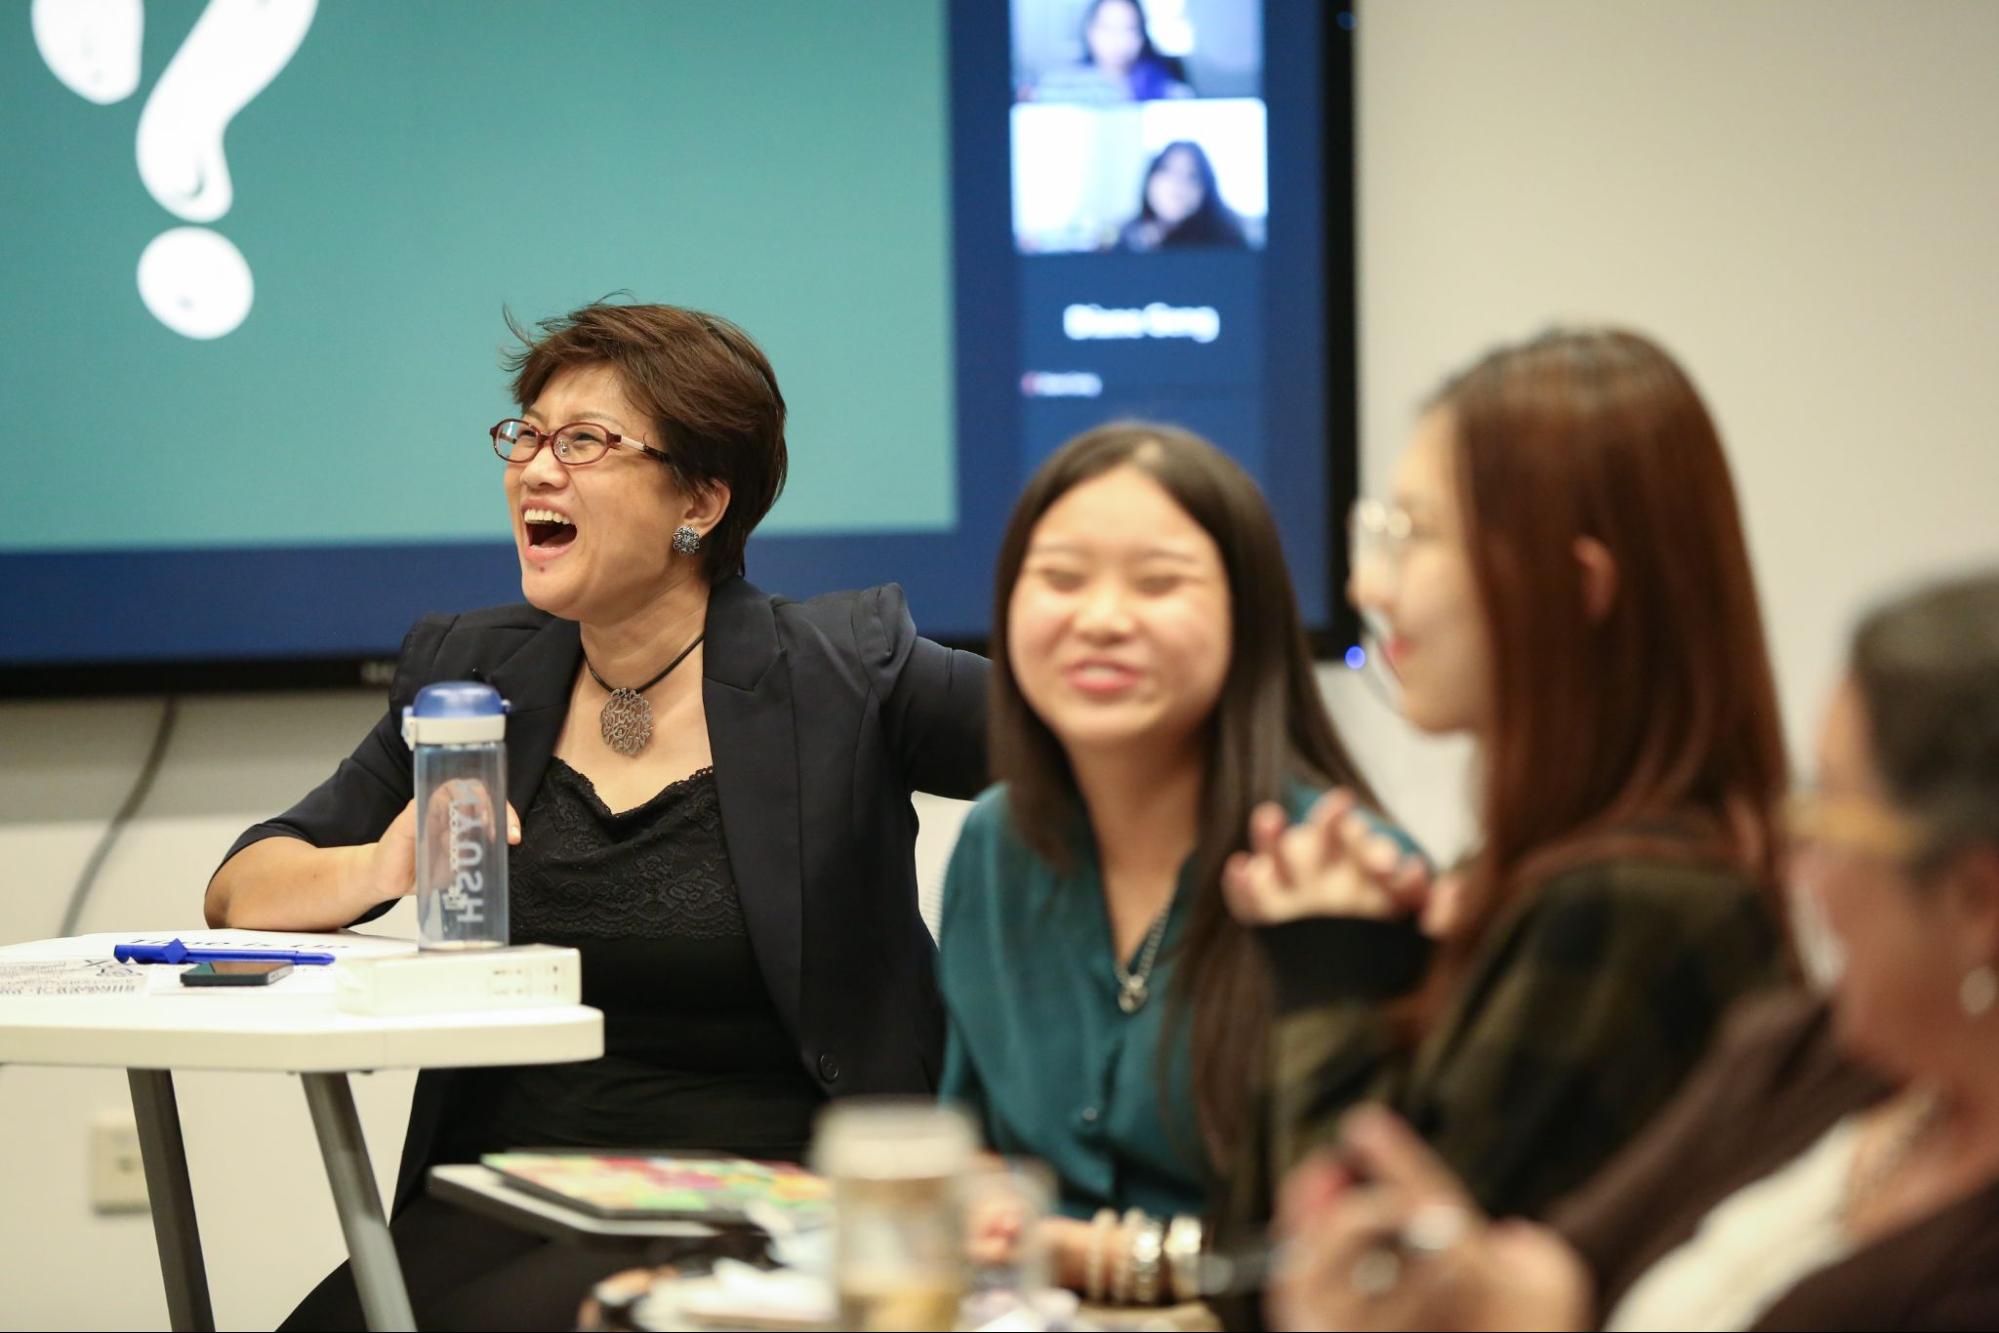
[0,930,602,1332]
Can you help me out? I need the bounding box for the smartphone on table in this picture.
[179,960,295,986]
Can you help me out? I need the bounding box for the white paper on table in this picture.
[0,929,416,996]
[0,928,417,962]
[142,963,341,996]
[0,960,146,997]
[636,1258,836,1328]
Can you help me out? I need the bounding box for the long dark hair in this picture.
[1431,328,1787,986]
[987,421,1371,1166]
[1138,141,1247,248]
[1080,0,1189,89]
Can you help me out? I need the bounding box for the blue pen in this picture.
[112,938,336,966]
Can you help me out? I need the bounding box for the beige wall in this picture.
[3,1,1998,1325]
[1335,0,1999,850]
[0,695,417,1331]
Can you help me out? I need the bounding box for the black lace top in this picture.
[437,760,824,1161]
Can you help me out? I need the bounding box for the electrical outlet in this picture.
[90,1111,149,1214]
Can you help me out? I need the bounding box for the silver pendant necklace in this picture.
[1114,906,1173,1014]
[1845,1086,1944,1219]
[582,633,704,757]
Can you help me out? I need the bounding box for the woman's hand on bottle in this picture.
[1222,788,1430,925]
[357,797,520,908]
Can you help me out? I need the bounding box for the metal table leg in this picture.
[127,1069,216,1333]
[301,1072,416,1332]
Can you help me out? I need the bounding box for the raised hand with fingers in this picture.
[1222,787,1431,926]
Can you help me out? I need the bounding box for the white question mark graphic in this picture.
[32,0,316,340]
[31,0,143,104]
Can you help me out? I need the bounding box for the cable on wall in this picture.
[59,696,181,939]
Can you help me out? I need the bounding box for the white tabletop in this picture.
[0,930,603,1073]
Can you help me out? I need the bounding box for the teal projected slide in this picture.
[4,0,956,552]
[5,1,1342,671]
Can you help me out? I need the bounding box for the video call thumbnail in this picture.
[1012,0,1262,103]
[1009,0,1268,257]
[1012,100,1268,255]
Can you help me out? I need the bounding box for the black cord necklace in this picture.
[583,633,704,757]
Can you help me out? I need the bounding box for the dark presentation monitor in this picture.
[1,0,1355,692]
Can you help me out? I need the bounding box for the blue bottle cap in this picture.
[410,681,505,716]
[402,681,508,745]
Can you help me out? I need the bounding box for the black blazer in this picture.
[220,576,989,1211]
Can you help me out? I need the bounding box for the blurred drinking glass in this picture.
[812,1099,976,1332]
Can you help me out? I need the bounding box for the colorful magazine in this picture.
[481,1151,830,1222]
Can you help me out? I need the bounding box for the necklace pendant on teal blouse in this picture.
[1114,905,1172,1015]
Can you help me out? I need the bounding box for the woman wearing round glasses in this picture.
[1216,328,1791,1275]
[205,301,989,1328]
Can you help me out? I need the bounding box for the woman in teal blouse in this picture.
[937,421,1383,1302]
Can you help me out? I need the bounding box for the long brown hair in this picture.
[986,422,1371,1167]
[1433,328,1787,949]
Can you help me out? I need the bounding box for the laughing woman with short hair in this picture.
[208,301,988,1329]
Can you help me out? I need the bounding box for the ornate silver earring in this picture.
[1963,965,1998,1018]
[672,525,703,555]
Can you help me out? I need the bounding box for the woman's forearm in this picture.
[1045,1216,1102,1292]
[204,835,388,931]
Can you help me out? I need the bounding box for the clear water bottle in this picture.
[401,681,509,950]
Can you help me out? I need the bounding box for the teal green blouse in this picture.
[936,783,1316,1220]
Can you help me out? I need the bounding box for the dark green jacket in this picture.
[1217,851,1786,1332]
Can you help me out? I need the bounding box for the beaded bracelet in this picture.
[1111,1208,1147,1304]
[1163,1214,1204,1304]
[1128,1214,1167,1306]
[1084,1207,1118,1303]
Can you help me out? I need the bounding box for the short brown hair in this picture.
[504,302,788,582]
